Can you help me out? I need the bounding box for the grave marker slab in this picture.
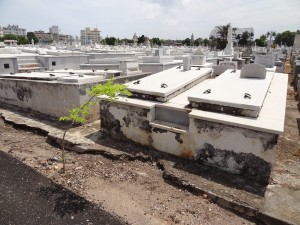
[188,69,273,117]
[126,67,212,102]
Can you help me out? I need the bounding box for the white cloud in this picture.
[165,18,178,26]
[142,2,163,19]
[0,0,299,39]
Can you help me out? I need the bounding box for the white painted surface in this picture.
[189,73,288,134]
[0,72,66,80]
[188,70,274,112]
[57,75,104,83]
[126,67,213,97]
[100,96,156,110]
[168,79,211,105]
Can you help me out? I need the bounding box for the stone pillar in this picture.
[183,56,191,71]
[224,23,234,55]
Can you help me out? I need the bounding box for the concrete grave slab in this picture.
[188,69,274,117]
[126,67,212,102]
[0,72,67,81]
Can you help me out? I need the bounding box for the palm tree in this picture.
[216,24,230,40]
[266,30,276,46]
[215,24,230,50]
[232,27,238,47]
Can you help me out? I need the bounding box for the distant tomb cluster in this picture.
[0,23,299,184]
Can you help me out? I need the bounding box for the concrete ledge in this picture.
[150,120,189,134]
[98,96,156,110]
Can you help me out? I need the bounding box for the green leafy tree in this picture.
[137,35,147,44]
[203,38,209,46]
[216,24,229,40]
[151,37,162,46]
[238,31,252,46]
[59,79,131,172]
[1,34,18,41]
[274,31,295,47]
[194,38,203,46]
[214,24,230,49]
[105,36,117,45]
[17,36,30,45]
[27,32,38,44]
[209,35,217,50]
[182,38,191,46]
[120,38,134,45]
[255,35,267,47]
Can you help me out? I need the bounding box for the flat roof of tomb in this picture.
[189,72,287,134]
[126,67,212,102]
[188,69,274,117]
[0,53,38,58]
[44,69,122,75]
[0,72,104,83]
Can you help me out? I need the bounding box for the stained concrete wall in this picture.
[0,73,151,120]
[0,79,94,118]
[99,100,277,182]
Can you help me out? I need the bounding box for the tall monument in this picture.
[294,30,300,50]
[190,33,194,46]
[224,23,234,55]
[132,32,138,47]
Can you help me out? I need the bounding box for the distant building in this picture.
[34,30,53,44]
[3,24,26,36]
[48,25,74,44]
[49,25,59,35]
[80,27,101,45]
[0,26,3,37]
[49,25,60,43]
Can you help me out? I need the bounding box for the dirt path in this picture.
[0,117,255,225]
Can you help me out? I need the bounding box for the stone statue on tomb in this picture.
[146,38,151,48]
[132,32,138,47]
[31,39,34,46]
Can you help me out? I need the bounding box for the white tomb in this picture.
[188,66,272,118]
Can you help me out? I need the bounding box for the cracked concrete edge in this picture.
[0,110,60,135]
[0,109,295,225]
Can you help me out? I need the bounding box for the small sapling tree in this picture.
[59,78,131,172]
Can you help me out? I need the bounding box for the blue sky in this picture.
[0,0,299,39]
